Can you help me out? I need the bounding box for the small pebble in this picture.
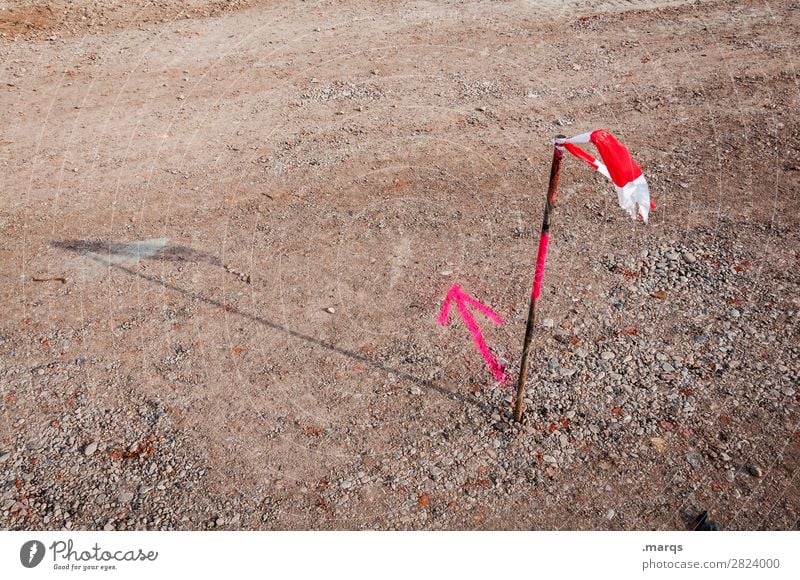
[685,451,703,470]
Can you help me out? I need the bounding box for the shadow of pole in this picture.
[54,242,484,412]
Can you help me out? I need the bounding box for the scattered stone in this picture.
[325,307,336,314]
[84,442,98,456]
[685,451,703,470]
[650,437,667,454]
[693,510,721,531]
[651,290,668,300]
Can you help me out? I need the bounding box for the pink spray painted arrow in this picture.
[438,283,507,384]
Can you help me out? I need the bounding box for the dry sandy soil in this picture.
[1,0,798,530]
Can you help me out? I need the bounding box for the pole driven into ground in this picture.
[514,138,564,422]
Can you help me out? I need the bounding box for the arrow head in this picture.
[438,284,503,327]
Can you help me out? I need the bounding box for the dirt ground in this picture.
[1,0,798,530]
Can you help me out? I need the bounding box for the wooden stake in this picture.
[514,139,564,422]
